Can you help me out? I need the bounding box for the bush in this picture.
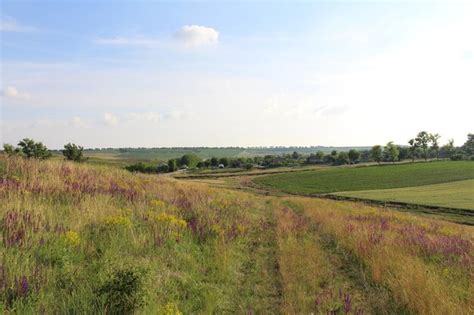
[450,154,465,161]
[97,267,146,314]
[62,143,86,162]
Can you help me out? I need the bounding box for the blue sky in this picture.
[1,1,473,148]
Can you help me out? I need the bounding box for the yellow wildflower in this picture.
[104,215,132,227]
[64,231,81,246]
[161,302,182,315]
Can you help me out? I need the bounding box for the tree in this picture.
[415,131,431,161]
[179,154,201,168]
[2,144,20,156]
[384,141,399,163]
[291,151,300,160]
[441,139,455,159]
[408,138,418,162]
[348,149,360,164]
[218,157,229,167]
[429,133,441,159]
[62,143,86,162]
[462,133,474,156]
[336,152,350,165]
[167,159,177,172]
[17,138,51,159]
[370,145,383,164]
[210,157,219,167]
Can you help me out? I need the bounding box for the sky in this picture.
[1,0,473,149]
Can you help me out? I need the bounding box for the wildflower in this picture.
[104,215,132,227]
[161,302,182,315]
[65,231,81,246]
[150,199,166,209]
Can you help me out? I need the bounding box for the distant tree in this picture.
[210,157,219,167]
[17,138,51,159]
[462,133,474,156]
[323,154,336,165]
[348,149,360,164]
[408,138,418,162]
[167,159,177,172]
[336,152,350,165]
[62,143,86,162]
[331,150,338,157]
[315,151,325,160]
[441,139,455,159]
[415,131,431,161]
[384,141,399,163]
[429,133,441,159]
[2,144,20,156]
[291,151,300,159]
[370,145,383,164]
[219,157,229,167]
[397,147,408,161]
[180,154,201,168]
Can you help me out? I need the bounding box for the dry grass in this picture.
[292,197,474,315]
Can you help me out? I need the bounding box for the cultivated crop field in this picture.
[336,179,474,210]
[254,161,474,195]
[1,157,473,314]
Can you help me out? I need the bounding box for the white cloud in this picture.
[174,25,219,47]
[1,86,30,100]
[128,112,161,122]
[0,17,37,32]
[103,112,119,126]
[71,116,87,128]
[93,36,159,46]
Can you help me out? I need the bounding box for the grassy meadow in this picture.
[1,157,473,314]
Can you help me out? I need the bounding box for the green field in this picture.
[253,161,474,194]
[82,146,372,162]
[335,179,474,210]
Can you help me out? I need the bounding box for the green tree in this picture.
[336,152,349,165]
[462,133,474,156]
[180,154,201,168]
[384,141,399,163]
[415,131,431,161]
[408,138,418,162]
[62,143,86,162]
[2,144,20,156]
[210,157,219,167]
[348,149,360,164]
[441,139,455,158]
[371,145,383,164]
[218,157,229,167]
[167,159,177,172]
[17,138,51,159]
[429,133,441,159]
[291,151,300,159]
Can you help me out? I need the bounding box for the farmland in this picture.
[253,161,474,194]
[335,179,474,210]
[1,156,472,314]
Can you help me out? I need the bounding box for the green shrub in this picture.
[97,267,146,314]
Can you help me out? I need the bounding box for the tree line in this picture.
[2,132,473,174]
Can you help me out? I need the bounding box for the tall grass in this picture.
[1,157,472,314]
[292,197,473,314]
[0,157,276,313]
